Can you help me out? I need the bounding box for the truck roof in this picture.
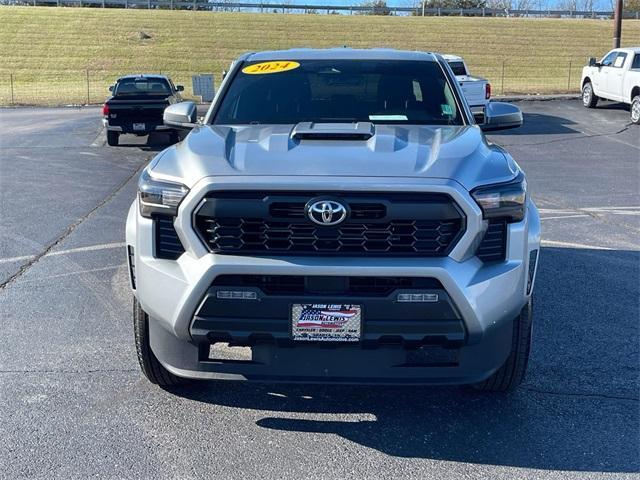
[116,74,171,81]
[441,54,464,62]
[245,48,438,62]
[613,47,640,54]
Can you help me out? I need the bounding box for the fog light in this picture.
[397,293,439,303]
[216,290,257,300]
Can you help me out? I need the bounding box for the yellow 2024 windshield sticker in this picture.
[242,61,300,75]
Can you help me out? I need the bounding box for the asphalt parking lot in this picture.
[0,99,638,479]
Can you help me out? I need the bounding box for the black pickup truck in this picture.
[102,75,184,146]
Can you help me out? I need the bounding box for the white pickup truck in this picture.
[581,47,640,124]
[443,54,491,112]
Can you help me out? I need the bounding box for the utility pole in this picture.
[422,0,425,16]
[613,0,623,48]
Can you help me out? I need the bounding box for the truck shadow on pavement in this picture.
[114,132,177,151]
[490,112,582,136]
[173,247,639,473]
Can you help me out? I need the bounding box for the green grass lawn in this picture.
[1,6,639,104]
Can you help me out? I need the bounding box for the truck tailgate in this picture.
[107,97,169,124]
[457,76,487,108]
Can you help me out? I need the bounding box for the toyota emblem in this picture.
[306,199,348,226]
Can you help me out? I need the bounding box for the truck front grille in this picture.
[194,192,465,257]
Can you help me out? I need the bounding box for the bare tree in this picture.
[486,0,544,8]
[485,0,510,8]
[359,0,393,15]
[625,0,640,11]
[556,0,578,10]
[579,0,595,11]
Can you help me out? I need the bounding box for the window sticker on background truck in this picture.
[291,304,362,342]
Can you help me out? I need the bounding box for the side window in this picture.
[613,53,627,68]
[633,54,640,70]
[448,61,467,76]
[601,51,618,67]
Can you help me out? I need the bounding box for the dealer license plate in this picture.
[291,304,362,342]
[133,122,146,131]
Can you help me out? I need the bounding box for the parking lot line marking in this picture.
[0,242,125,264]
[0,254,35,264]
[0,161,145,291]
[541,239,613,250]
[539,206,640,213]
[541,214,591,221]
[48,242,126,257]
[18,265,121,282]
[539,206,640,220]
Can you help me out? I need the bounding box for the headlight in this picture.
[471,172,527,223]
[138,169,189,218]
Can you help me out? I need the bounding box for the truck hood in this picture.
[150,124,518,191]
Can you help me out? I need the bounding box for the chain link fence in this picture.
[2,1,639,18]
[0,70,208,105]
[0,62,588,106]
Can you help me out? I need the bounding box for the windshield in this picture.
[213,60,464,126]
[447,61,467,76]
[114,78,171,96]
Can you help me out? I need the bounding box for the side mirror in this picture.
[163,101,198,130]
[108,85,114,92]
[480,102,523,132]
[588,57,599,67]
[176,85,184,92]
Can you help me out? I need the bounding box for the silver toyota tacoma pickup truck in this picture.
[126,49,541,391]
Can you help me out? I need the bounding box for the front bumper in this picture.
[126,177,541,384]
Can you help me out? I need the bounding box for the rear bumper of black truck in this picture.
[103,119,172,135]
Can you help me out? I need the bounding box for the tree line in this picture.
[361,0,640,12]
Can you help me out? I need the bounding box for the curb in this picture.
[495,94,581,102]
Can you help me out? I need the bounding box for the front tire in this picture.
[631,95,640,125]
[474,299,533,392]
[582,82,598,108]
[106,130,119,146]
[133,297,187,387]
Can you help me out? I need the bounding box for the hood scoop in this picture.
[291,122,375,141]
